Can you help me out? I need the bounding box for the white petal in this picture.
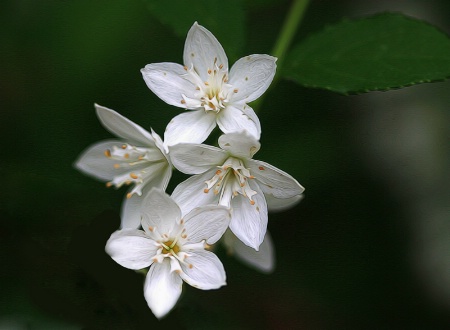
[171,170,219,216]
[144,260,183,319]
[223,230,275,273]
[105,229,157,270]
[265,194,304,212]
[246,159,305,199]
[229,181,268,250]
[183,205,231,244]
[120,163,172,229]
[228,54,277,103]
[141,63,196,108]
[217,104,261,140]
[183,22,228,81]
[75,140,127,181]
[164,110,216,147]
[218,131,260,159]
[169,143,227,174]
[95,104,155,146]
[179,250,226,290]
[141,189,181,237]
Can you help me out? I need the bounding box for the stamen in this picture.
[121,144,127,149]
[204,188,210,193]
[124,153,129,159]
[114,164,120,169]
[250,200,255,205]
[148,226,154,232]
[106,182,113,188]
[219,64,223,69]
[104,149,111,158]
[130,173,138,179]
[126,192,132,199]
[183,66,188,71]
[208,69,212,74]
[234,89,238,93]
[181,99,186,104]
[259,166,265,170]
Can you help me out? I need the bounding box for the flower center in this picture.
[161,240,180,255]
[204,157,257,206]
[182,58,237,113]
[104,143,166,197]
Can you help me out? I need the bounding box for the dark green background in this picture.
[2,0,450,328]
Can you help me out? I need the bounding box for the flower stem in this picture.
[252,0,310,112]
[272,0,310,74]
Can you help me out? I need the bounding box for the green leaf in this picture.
[282,13,450,94]
[144,0,245,61]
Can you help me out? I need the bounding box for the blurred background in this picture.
[1,0,450,328]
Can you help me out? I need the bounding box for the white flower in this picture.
[223,230,275,274]
[105,189,230,319]
[169,131,304,250]
[75,104,171,228]
[141,22,277,146]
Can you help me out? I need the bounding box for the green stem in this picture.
[252,0,310,112]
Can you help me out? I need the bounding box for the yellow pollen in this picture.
[208,102,215,109]
[113,164,120,169]
[181,99,186,104]
[161,240,180,254]
[188,264,193,269]
[204,188,210,193]
[250,200,255,205]
[104,149,111,157]
[130,173,138,179]
[126,192,132,199]
[204,82,209,86]
[121,144,127,149]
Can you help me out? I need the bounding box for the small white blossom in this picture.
[105,189,230,319]
[141,22,277,146]
[75,104,171,228]
[169,131,304,250]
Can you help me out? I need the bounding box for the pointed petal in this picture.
[229,181,268,250]
[179,250,226,290]
[266,194,304,212]
[164,110,216,147]
[218,131,260,159]
[183,22,228,81]
[223,230,275,273]
[141,189,181,237]
[141,63,196,108]
[183,205,231,244]
[105,229,157,270]
[120,163,172,229]
[95,104,155,146]
[169,143,227,174]
[217,104,261,140]
[228,54,276,103]
[247,159,305,199]
[171,170,219,216]
[75,140,128,181]
[144,260,183,319]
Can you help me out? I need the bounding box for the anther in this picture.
[216,170,222,175]
[250,200,255,205]
[208,69,212,74]
[148,226,154,232]
[126,192,132,199]
[104,149,111,158]
[181,99,186,104]
[130,173,138,179]
[124,153,129,159]
[259,166,265,170]
[113,164,120,169]
[234,89,238,93]
[106,182,113,188]
[121,144,127,149]
[219,64,223,69]
[189,264,193,269]
[204,188,210,193]
[183,66,188,71]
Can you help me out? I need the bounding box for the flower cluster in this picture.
[75,22,304,319]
